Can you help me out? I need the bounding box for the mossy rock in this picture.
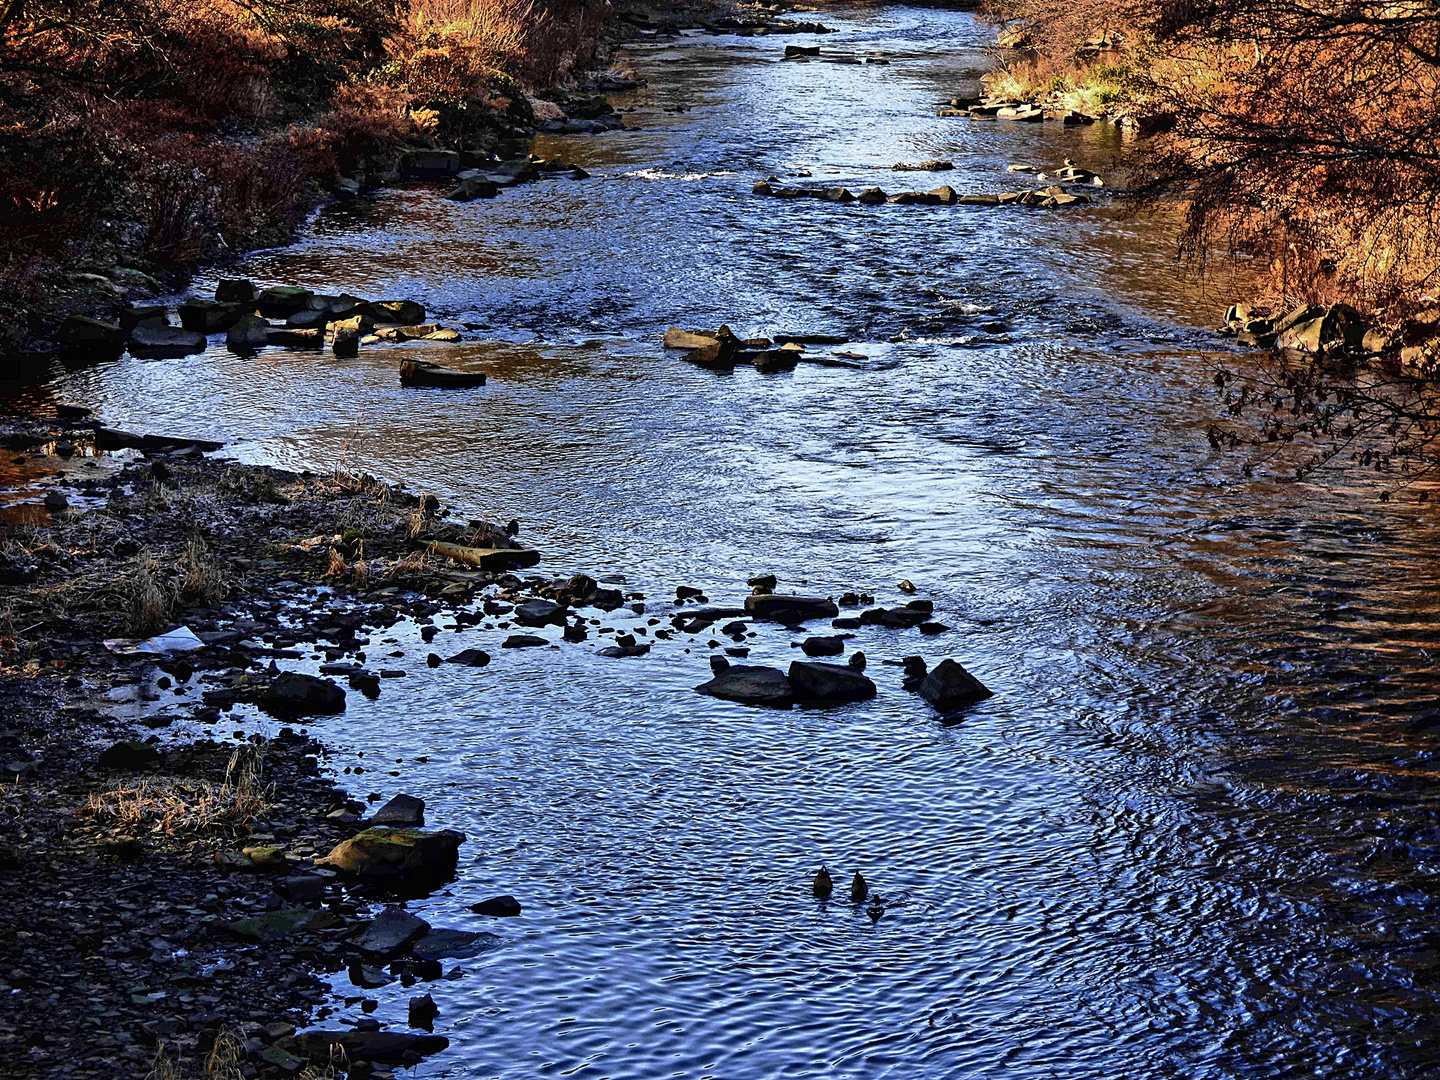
[315,826,465,883]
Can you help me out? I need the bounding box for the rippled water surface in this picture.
[47,6,1440,1078]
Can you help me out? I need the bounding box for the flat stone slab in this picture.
[352,905,430,955]
[696,665,795,707]
[412,928,505,960]
[744,595,839,622]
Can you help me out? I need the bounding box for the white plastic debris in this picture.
[103,626,205,656]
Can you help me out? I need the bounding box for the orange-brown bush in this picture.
[0,0,614,331]
[982,0,1440,318]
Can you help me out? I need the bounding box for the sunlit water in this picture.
[44,7,1440,1078]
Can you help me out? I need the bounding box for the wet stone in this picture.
[696,665,795,708]
[801,635,846,656]
[788,661,877,705]
[916,658,993,713]
[353,906,430,956]
[369,793,425,827]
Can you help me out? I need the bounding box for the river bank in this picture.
[0,416,547,1078]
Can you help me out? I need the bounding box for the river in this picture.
[44,5,1440,1078]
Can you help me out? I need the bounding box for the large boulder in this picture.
[215,279,256,303]
[744,594,839,622]
[445,175,499,201]
[177,300,248,333]
[369,793,425,827]
[256,287,315,317]
[316,827,466,883]
[364,299,427,325]
[856,187,887,205]
[788,661,876,705]
[226,314,270,352]
[916,658,993,712]
[1275,303,1366,355]
[128,324,207,358]
[401,149,461,178]
[56,315,125,351]
[695,665,795,707]
[259,672,345,717]
[800,635,845,656]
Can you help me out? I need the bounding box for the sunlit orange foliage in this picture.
[982,0,1440,316]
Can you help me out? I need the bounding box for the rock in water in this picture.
[851,870,867,903]
[292,1031,449,1065]
[814,865,834,899]
[695,665,795,708]
[216,279,256,302]
[127,324,207,357]
[409,993,439,1031]
[446,648,491,667]
[226,314,270,352]
[514,598,566,626]
[412,928,502,959]
[663,327,719,350]
[370,793,425,827]
[469,894,522,917]
[801,635,845,657]
[787,661,877,705]
[260,672,346,717]
[744,594,839,622]
[333,325,360,358]
[916,658,993,713]
[315,827,466,884]
[353,905,431,956]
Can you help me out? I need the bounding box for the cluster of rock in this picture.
[663,325,857,372]
[530,93,628,135]
[753,179,1091,208]
[706,13,834,35]
[396,151,589,203]
[53,281,456,362]
[1220,301,1392,358]
[781,44,889,64]
[938,96,1100,126]
[1008,160,1105,186]
[690,585,993,716]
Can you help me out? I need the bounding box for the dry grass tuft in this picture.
[178,537,227,607]
[125,551,176,636]
[85,744,270,834]
[148,1028,247,1079]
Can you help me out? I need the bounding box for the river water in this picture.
[46,6,1440,1078]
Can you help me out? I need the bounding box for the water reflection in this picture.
[44,5,1440,1078]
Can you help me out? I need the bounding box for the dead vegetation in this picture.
[981,0,1440,320]
[0,0,614,347]
[82,745,271,835]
